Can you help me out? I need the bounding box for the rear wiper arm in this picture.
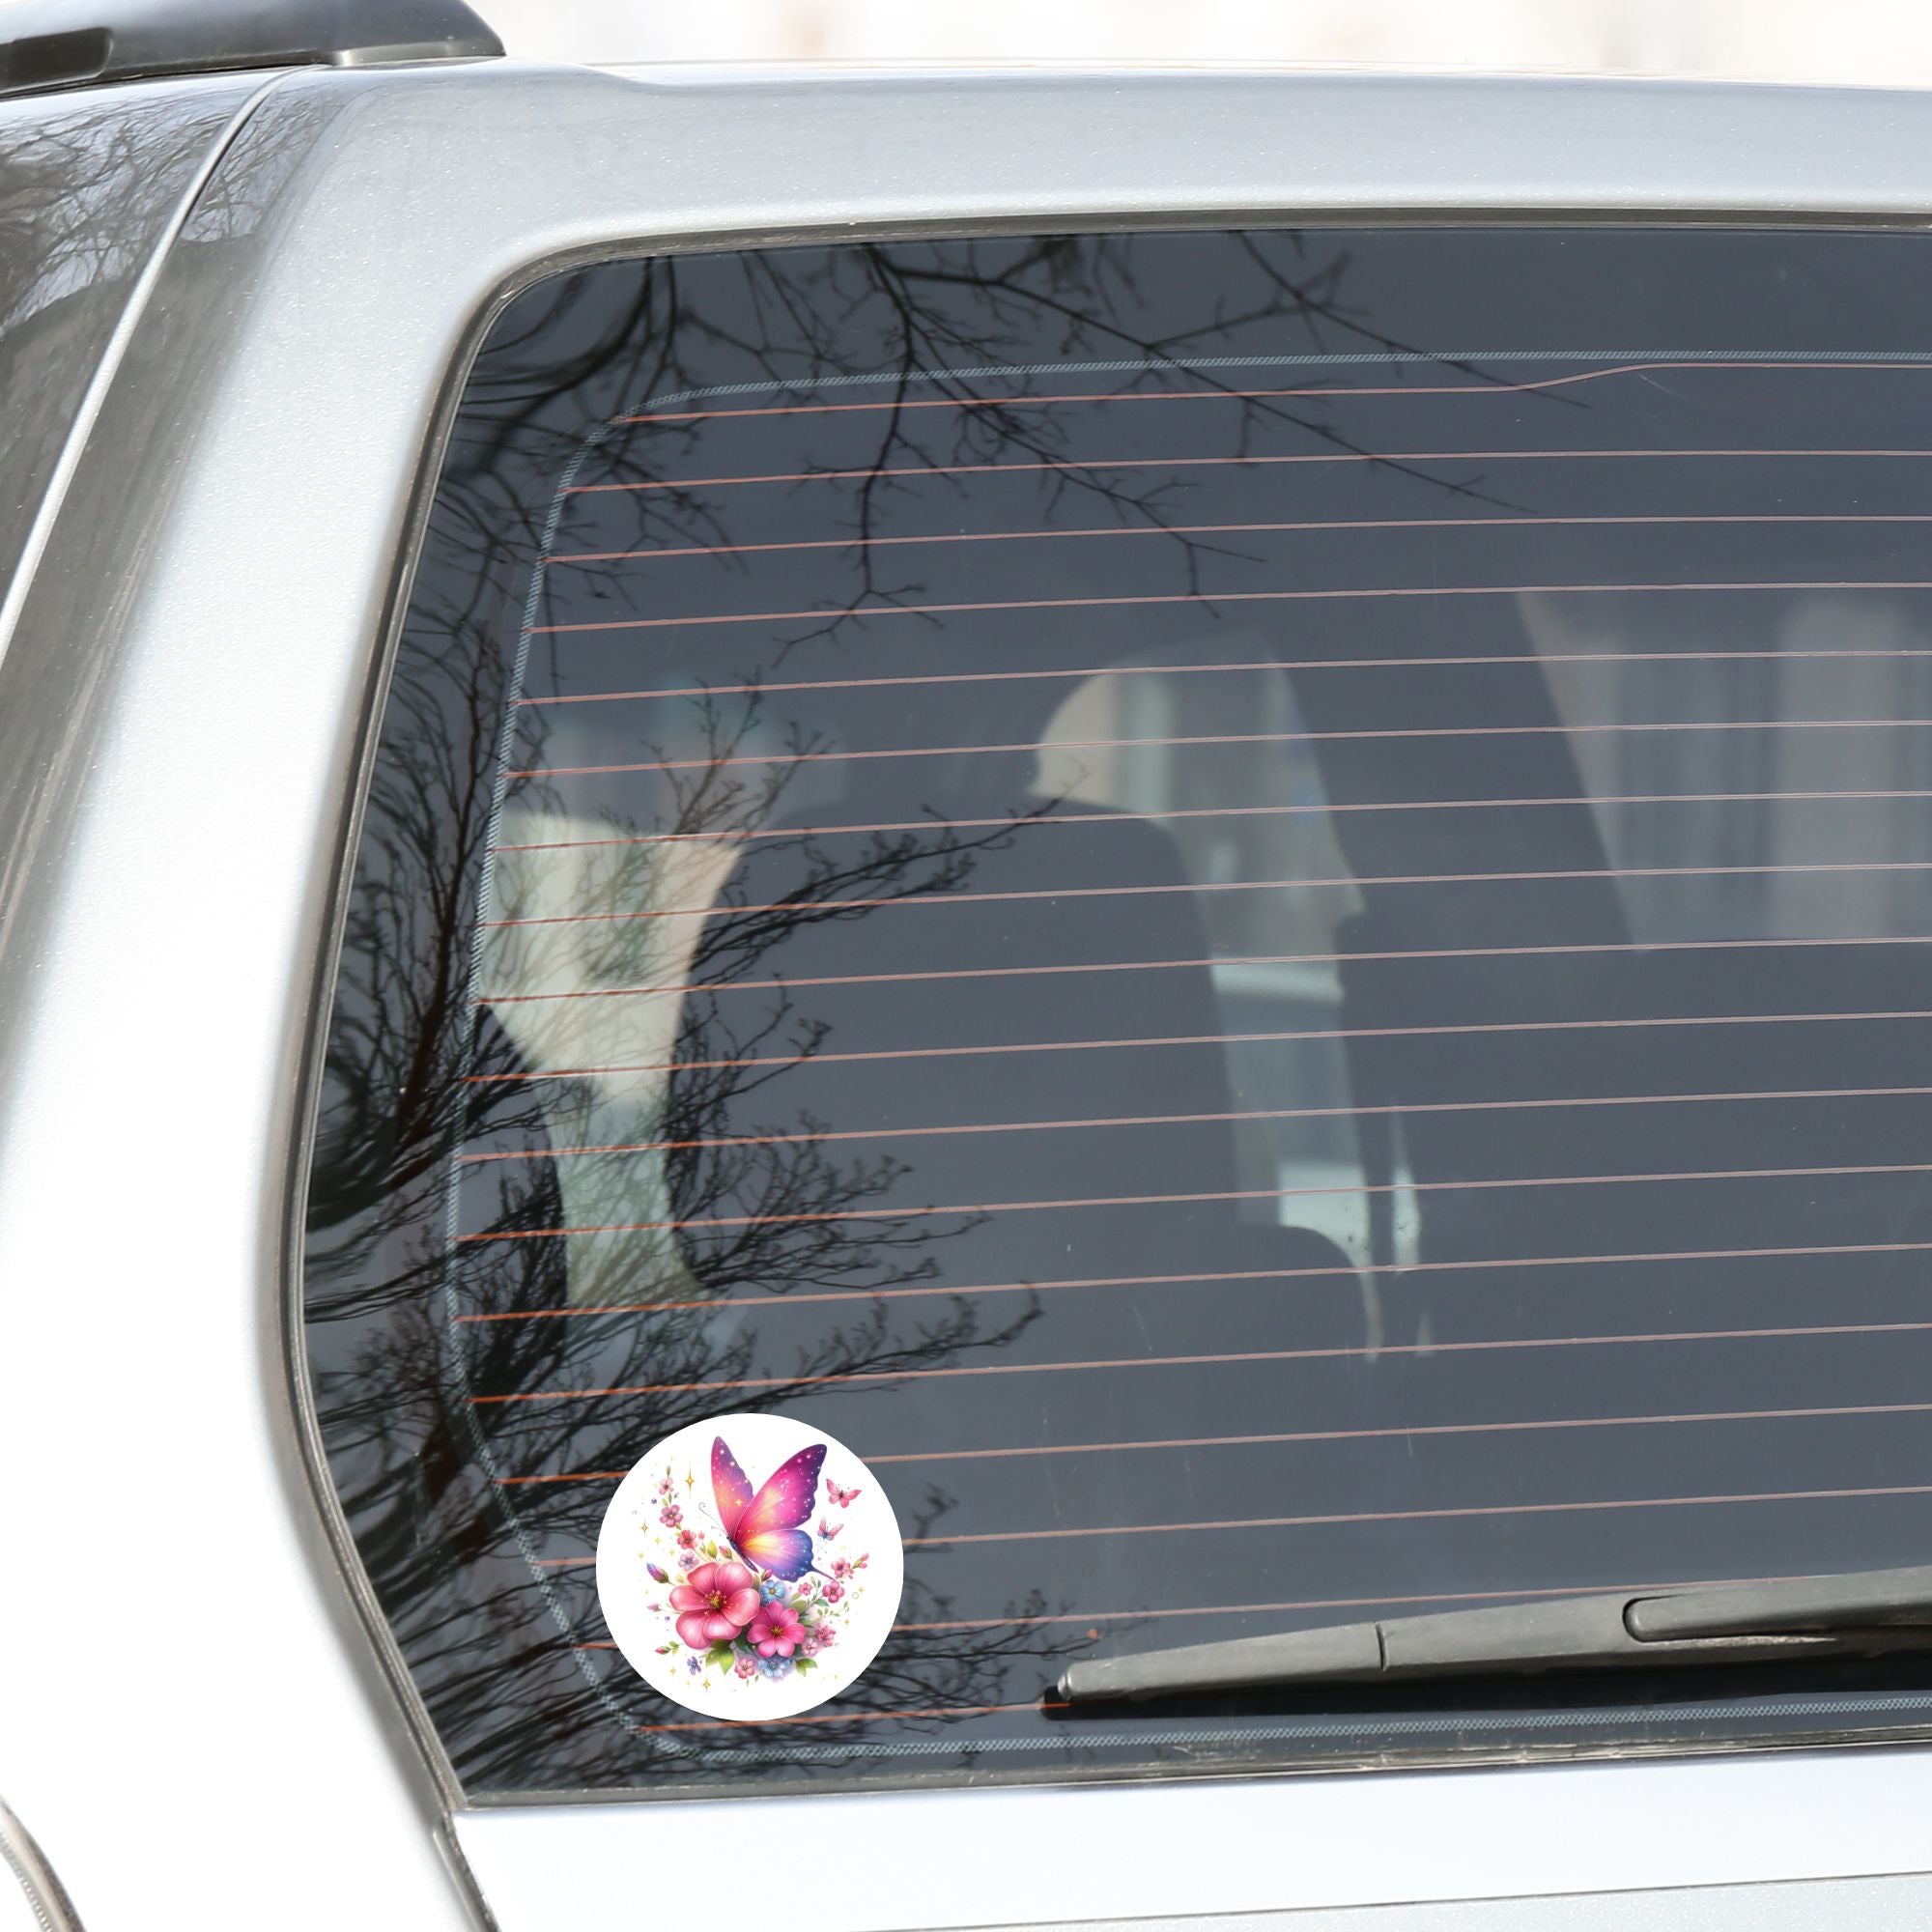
[1057,1565,1932,1705]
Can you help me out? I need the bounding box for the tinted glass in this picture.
[306,228,1932,1798]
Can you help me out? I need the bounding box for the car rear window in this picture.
[304,226,1932,1799]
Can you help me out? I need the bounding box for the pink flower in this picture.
[675,1526,697,1549]
[659,1505,682,1527]
[804,1621,835,1655]
[821,1580,844,1604]
[830,1557,853,1581]
[668,1560,760,1650]
[748,1600,807,1659]
[676,1548,700,1572]
[733,1652,759,1679]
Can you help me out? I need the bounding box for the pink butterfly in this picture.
[826,1481,862,1509]
[712,1435,824,1581]
[816,1517,843,1540]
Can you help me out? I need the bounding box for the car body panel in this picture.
[11,56,1932,1928]
[459,1750,1932,1927]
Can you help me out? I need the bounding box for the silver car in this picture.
[10,3,1932,1925]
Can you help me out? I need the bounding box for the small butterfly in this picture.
[816,1517,843,1540]
[826,1481,862,1509]
[713,1435,825,1581]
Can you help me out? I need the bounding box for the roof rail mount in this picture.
[0,0,503,100]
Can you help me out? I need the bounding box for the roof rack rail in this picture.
[0,0,503,100]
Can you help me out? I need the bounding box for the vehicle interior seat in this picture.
[664,721,1365,1375]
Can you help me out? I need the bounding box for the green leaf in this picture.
[706,1643,736,1669]
[792,1657,816,1674]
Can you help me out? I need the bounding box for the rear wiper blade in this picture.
[1057,1565,1932,1705]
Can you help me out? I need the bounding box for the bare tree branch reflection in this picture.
[0,88,260,605]
[310,567,1075,1788]
[304,230,1432,1792]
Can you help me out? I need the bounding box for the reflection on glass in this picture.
[0,85,256,602]
[307,229,1932,1796]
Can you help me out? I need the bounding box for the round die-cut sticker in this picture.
[596,1412,903,1720]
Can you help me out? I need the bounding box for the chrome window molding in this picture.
[0,1798,83,1932]
[11,58,1932,1930]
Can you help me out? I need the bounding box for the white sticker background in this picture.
[596,1412,905,1720]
